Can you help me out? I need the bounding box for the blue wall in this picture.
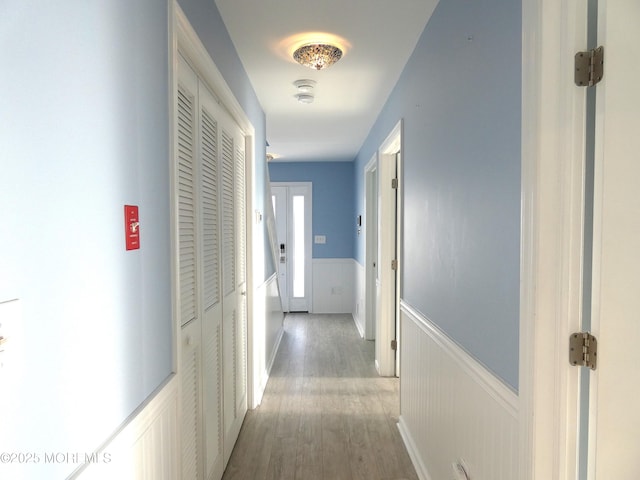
[0,1,267,478]
[269,162,355,259]
[355,0,521,388]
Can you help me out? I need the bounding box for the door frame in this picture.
[375,120,402,377]
[270,185,290,312]
[520,0,589,477]
[173,0,257,415]
[270,181,313,313]
[364,155,378,341]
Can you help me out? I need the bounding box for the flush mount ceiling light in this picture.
[293,43,343,70]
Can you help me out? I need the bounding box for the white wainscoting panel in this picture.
[72,376,179,480]
[353,260,365,337]
[398,302,518,480]
[311,258,355,314]
[251,273,284,407]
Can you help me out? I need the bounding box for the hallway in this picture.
[222,313,418,480]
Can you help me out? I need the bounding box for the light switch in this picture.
[314,235,326,244]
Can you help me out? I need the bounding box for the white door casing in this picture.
[394,151,402,377]
[271,182,312,313]
[364,156,378,341]
[271,186,289,312]
[519,0,589,477]
[376,121,402,377]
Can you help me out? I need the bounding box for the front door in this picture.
[271,183,312,312]
[587,0,640,476]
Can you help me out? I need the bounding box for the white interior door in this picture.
[220,118,247,464]
[376,151,398,377]
[198,71,225,480]
[177,54,206,480]
[271,183,312,313]
[588,1,640,477]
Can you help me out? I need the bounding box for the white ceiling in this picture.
[214,0,438,162]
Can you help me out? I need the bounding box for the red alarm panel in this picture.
[124,205,140,251]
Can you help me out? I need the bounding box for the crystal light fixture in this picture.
[293,43,343,70]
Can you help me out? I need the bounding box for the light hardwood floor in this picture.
[222,313,418,480]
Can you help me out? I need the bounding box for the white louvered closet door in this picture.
[177,52,248,480]
[234,140,247,427]
[177,54,203,480]
[198,81,224,480]
[220,119,247,465]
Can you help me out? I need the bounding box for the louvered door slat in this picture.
[235,145,246,285]
[201,107,220,310]
[181,346,200,480]
[177,84,197,327]
[221,130,236,296]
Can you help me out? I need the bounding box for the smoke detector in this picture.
[293,79,317,103]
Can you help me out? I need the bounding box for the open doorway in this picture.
[366,121,403,377]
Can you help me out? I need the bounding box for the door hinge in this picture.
[391,259,398,270]
[569,332,598,370]
[391,339,398,350]
[575,46,604,87]
[391,178,399,189]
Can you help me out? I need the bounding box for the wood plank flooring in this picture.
[222,313,418,480]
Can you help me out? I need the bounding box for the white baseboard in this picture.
[399,301,518,480]
[352,260,365,337]
[352,313,365,338]
[398,416,432,480]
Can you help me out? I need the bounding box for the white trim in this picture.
[353,259,366,338]
[375,121,402,377]
[397,416,432,480]
[401,301,518,415]
[364,155,377,340]
[520,0,588,478]
[311,257,353,264]
[168,0,179,379]
[379,121,402,154]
